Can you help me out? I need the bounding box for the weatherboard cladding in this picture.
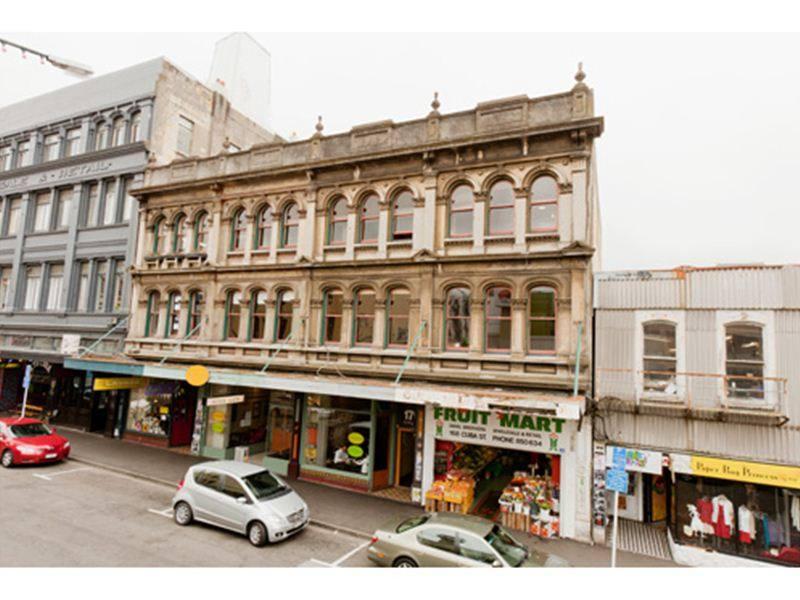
[0,58,164,138]
[596,265,800,310]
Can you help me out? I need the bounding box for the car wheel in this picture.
[174,501,193,526]
[1,449,13,468]
[248,521,268,547]
[393,557,418,568]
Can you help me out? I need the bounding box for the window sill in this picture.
[354,243,378,250]
[444,237,473,245]
[252,248,271,256]
[79,222,128,231]
[387,239,413,247]
[484,235,515,243]
[722,397,777,411]
[526,232,559,240]
[276,248,297,255]
[639,393,685,404]
[323,244,346,252]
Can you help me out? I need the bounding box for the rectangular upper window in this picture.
[32,191,52,232]
[176,116,194,156]
[0,146,11,172]
[64,128,82,158]
[42,133,60,162]
[23,265,42,311]
[15,141,30,168]
[45,264,64,311]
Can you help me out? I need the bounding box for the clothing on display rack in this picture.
[711,495,735,539]
[697,496,713,526]
[791,495,800,532]
[738,505,756,544]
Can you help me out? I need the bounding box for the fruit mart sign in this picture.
[432,407,569,454]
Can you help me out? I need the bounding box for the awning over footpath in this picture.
[65,357,584,421]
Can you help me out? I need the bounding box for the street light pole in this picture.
[0,37,93,78]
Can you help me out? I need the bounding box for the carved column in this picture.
[472,191,486,255]
[511,297,527,359]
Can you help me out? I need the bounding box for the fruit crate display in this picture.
[498,471,560,538]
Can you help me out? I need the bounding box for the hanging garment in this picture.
[791,495,800,532]
[696,497,714,525]
[738,505,756,544]
[766,518,785,547]
[711,495,735,539]
[762,514,771,548]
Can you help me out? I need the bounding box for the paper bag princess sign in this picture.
[432,406,569,454]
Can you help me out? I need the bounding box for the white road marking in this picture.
[32,467,91,481]
[331,540,371,566]
[147,507,174,518]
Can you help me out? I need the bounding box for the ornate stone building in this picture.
[73,67,604,542]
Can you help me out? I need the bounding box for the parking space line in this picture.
[31,467,92,481]
[147,507,173,518]
[331,540,371,566]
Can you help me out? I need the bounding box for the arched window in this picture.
[111,117,126,147]
[130,112,142,143]
[529,176,558,232]
[94,122,110,151]
[358,194,379,243]
[643,321,677,394]
[390,190,414,241]
[224,290,243,340]
[322,289,343,344]
[249,290,268,340]
[275,290,295,341]
[386,288,411,347]
[528,286,556,353]
[255,205,272,250]
[152,216,166,255]
[193,211,209,252]
[187,290,204,337]
[487,180,515,236]
[353,288,375,345]
[172,214,189,254]
[327,197,347,245]
[725,323,764,400]
[485,286,512,352]
[448,184,473,238]
[229,208,247,251]
[165,292,182,338]
[145,291,160,337]
[280,202,299,248]
[445,287,471,351]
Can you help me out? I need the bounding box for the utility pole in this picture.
[0,37,93,78]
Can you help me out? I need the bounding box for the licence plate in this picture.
[45,453,57,459]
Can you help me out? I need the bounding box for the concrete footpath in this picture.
[60,428,677,567]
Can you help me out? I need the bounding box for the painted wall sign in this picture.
[605,446,664,475]
[687,456,800,490]
[432,406,569,454]
[93,377,148,391]
[0,160,114,193]
[206,394,245,407]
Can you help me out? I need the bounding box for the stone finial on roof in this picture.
[429,92,441,116]
[314,115,324,137]
[575,62,586,84]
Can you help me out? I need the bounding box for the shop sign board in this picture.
[606,469,629,494]
[93,377,148,391]
[432,406,569,454]
[672,454,800,490]
[605,446,663,475]
[206,394,245,407]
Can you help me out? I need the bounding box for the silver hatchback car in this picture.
[172,460,309,546]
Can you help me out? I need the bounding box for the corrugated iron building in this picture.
[594,265,800,566]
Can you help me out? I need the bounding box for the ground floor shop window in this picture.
[126,384,171,437]
[302,395,371,477]
[674,473,800,566]
[266,391,294,461]
[427,441,561,538]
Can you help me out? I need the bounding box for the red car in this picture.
[0,417,70,468]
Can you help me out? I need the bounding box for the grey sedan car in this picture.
[172,460,309,546]
[367,512,570,568]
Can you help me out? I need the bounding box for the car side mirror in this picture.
[236,496,249,505]
[492,560,503,568]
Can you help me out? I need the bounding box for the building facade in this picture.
[0,57,276,434]
[594,265,800,566]
[71,69,604,542]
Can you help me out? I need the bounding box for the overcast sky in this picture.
[1,32,798,272]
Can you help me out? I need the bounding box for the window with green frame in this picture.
[172,214,187,253]
[321,289,343,344]
[144,291,160,337]
[186,290,204,337]
[229,208,247,251]
[165,291,181,338]
[193,211,209,252]
[223,290,243,340]
[249,290,268,340]
[151,217,165,255]
[254,205,272,250]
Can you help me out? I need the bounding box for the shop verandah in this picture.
[64,356,588,539]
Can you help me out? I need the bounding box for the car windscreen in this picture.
[485,524,528,567]
[396,515,429,533]
[242,470,288,500]
[9,423,52,438]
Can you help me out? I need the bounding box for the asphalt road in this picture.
[0,459,372,567]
